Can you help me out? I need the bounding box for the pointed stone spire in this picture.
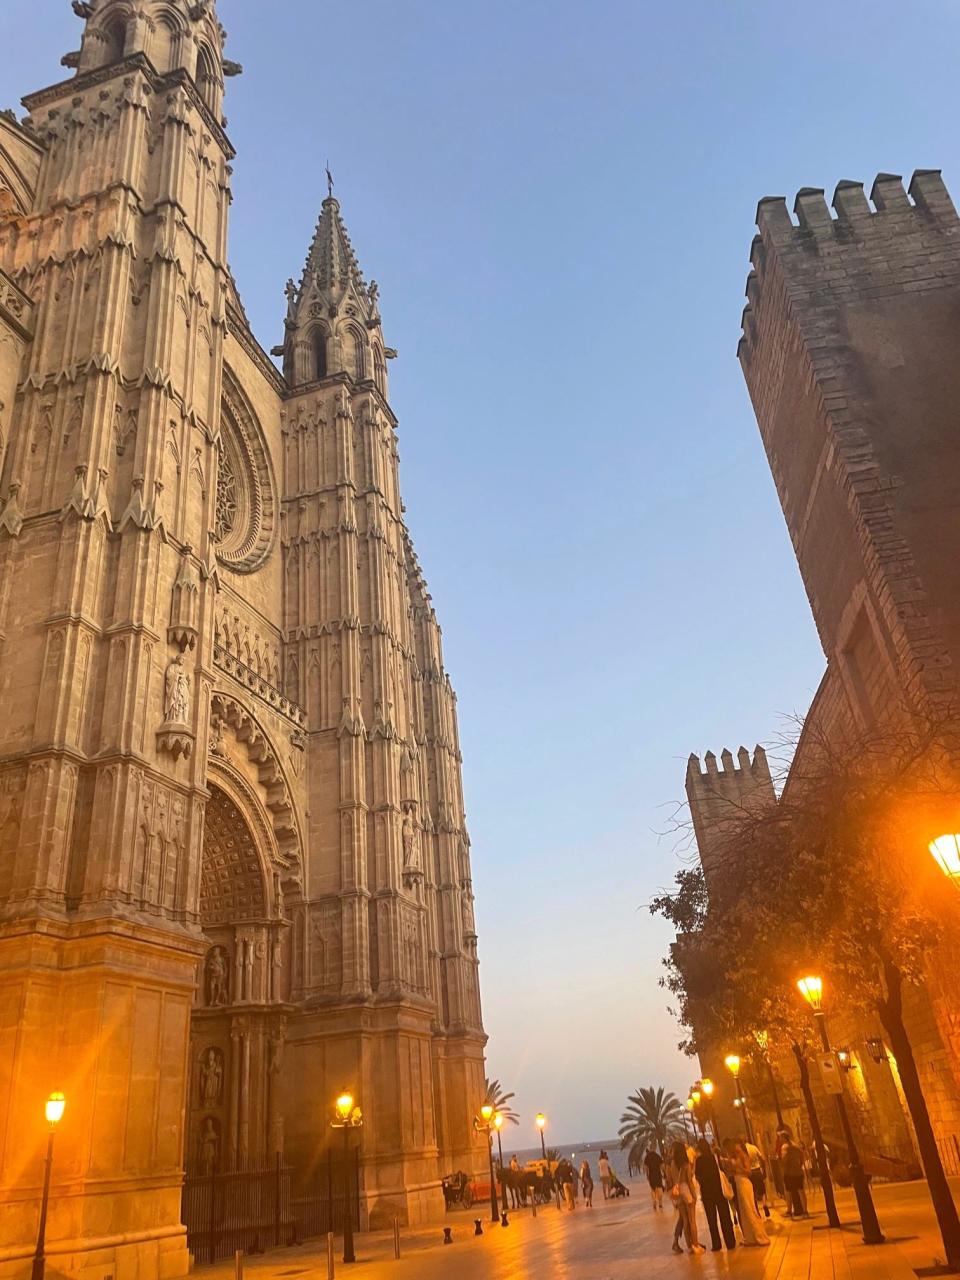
[281,194,389,393]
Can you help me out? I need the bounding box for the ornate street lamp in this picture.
[331,1090,364,1264]
[724,1055,755,1144]
[32,1092,66,1280]
[797,976,884,1245]
[535,1112,547,1163]
[929,834,960,885]
[475,1104,500,1224]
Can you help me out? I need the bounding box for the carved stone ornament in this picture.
[206,945,230,1006]
[199,1047,224,1106]
[214,370,277,574]
[169,548,201,651]
[157,652,195,760]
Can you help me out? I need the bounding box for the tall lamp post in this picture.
[700,1078,722,1144]
[535,1112,548,1163]
[32,1092,65,1280]
[493,1113,509,1219]
[688,1087,705,1138]
[724,1056,755,1144]
[797,977,884,1245]
[475,1104,500,1224]
[331,1090,364,1264]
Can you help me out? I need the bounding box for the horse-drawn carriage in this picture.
[441,1170,493,1210]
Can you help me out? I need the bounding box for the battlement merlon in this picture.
[685,743,770,785]
[738,169,960,361]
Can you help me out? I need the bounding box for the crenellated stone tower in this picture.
[0,4,486,1277]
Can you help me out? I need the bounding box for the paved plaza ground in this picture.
[197,1177,960,1279]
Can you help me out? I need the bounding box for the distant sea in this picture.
[497,1140,636,1184]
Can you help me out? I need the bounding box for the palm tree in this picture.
[480,1077,519,1126]
[618,1086,686,1174]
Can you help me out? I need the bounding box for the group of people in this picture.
[644,1136,773,1255]
[497,1150,631,1212]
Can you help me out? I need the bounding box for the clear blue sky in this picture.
[5,0,959,1146]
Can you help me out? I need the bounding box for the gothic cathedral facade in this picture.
[0,4,487,1277]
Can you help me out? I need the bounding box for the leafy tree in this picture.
[481,1077,519,1126]
[618,1085,686,1172]
[653,710,960,1265]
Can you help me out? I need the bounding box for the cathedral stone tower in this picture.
[0,4,486,1277]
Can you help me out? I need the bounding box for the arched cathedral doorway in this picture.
[186,782,290,1173]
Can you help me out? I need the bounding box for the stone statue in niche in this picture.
[209,713,227,757]
[206,946,229,1006]
[402,806,421,874]
[164,652,191,724]
[199,1047,224,1106]
[198,1116,220,1174]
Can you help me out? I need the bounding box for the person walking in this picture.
[694,1138,736,1253]
[598,1150,612,1200]
[643,1145,665,1211]
[669,1141,705,1255]
[580,1159,594,1207]
[732,1142,770,1246]
[779,1129,809,1219]
[557,1157,576,1211]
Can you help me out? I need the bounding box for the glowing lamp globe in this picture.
[494,1113,503,1130]
[701,1078,714,1097]
[797,976,824,1012]
[535,1113,546,1130]
[690,1089,701,1106]
[724,1054,741,1077]
[45,1092,66,1126]
[480,1104,494,1123]
[336,1091,354,1121]
[930,834,960,880]
[685,1098,695,1112]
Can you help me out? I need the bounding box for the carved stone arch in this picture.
[84,5,134,68]
[215,366,278,574]
[199,782,268,927]
[210,690,303,890]
[148,7,188,75]
[204,765,299,916]
[337,319,368,382]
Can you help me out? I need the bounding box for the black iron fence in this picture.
[182,1152,359,1265]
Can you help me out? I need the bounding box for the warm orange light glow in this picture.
[724,1054,741,1077]
[336,1091,354,1121]
[930,834,960,880]
[797,975,824,1012]
[535,1112,546,1130]
[494,1113,503,1130]
[701,1078,714,1097]
[480,1104,494,1123]
[45,1092,65,1127]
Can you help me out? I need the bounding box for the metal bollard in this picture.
[234,1250,243,1280]
[531,1192,537,1219]
[500,1210,509,1228]
[474,1218,483,1236]
[326,1230,335,1278]
[443,1226,453,1245]
[393,1217,400,1259]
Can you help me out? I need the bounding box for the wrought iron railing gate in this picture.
[182,1152,360,1265]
